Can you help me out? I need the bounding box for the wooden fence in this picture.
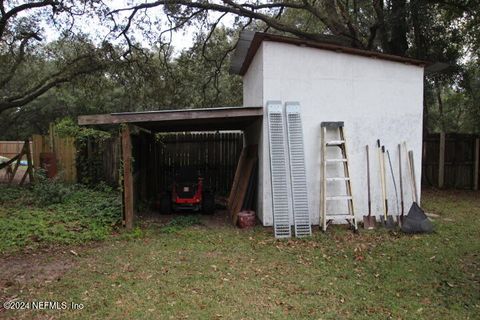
[0,141,32,160]
[422,133,480,190]
[76,136,121,186]
[27,128,243,194]
[0,140,34,185]
[133,132,244,199]
[12,128,480,191]
[32,130,77,183]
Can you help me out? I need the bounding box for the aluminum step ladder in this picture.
[320,122,358,232]
[285,102,311,237]
[267,101,291,238]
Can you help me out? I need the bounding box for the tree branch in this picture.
[0,0,59,39]
[0,1,6,16]
[0,51,110,112]
[108,0,362,46]
[0,33,41,89]
[0,64,105,112]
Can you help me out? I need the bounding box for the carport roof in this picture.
[78,106,263,132]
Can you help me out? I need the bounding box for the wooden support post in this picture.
[122,125,134,230]
[474,137,479,191]
[25,140,34,184]
[19,140,31,186]
[49,122,55,152]
[438,132,446,188]
[8,143,26,185]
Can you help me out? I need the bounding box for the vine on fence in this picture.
[55,118,115,186]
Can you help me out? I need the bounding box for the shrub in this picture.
[0,184,122,253]
[31,171,70,206]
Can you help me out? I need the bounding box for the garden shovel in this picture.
[363,145,376,229]
[378,143,395,229]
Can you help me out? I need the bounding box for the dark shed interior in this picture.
[78,106,262,228]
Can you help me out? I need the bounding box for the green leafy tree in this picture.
[0,1,117,113]
[1,1,479,138]
[163,27,242,108]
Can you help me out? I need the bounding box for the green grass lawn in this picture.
[1,189,479,319]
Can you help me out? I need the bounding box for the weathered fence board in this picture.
[76,136,121,186]
[77,131,243,199]
[422,133,480,189]
[0,141,32,160]
[32,133,77,183]
[0,140,34,185]
[132,132,244,200]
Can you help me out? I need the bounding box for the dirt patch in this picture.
[0,251,75,289]
[200,210,234,228]
[137,209,234,229]
[0,242,108,288]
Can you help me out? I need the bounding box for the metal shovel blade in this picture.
[380,215,396,229]
[363,215,377,229]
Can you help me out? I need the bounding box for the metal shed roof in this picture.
[78,106,263,132]
[230,31,427,76]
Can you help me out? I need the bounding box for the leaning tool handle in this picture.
[387,150,400,214]
[403,142,416,203]
[382,145,388,217]
[377,140,386,218]
[398,144,404,216]
[408,151,419,203]
[366,145,371,216]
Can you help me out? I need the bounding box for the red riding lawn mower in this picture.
[158,168,215,214]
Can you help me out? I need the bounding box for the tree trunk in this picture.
[410,0,427,59]
[389,0,408,55]
[436,83,446,132]
[423,80,429,138]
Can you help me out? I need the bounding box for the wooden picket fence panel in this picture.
[0,141,32,160]
[32,133,77,183]
[422,133,480,190]
[55,136,77,183]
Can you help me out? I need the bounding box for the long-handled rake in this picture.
[363,145,376,229]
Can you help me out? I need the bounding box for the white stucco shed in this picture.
[232,32,427,227]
